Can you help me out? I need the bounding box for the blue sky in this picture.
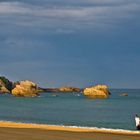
[0,0,140,88]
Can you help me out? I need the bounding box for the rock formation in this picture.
[38,87,59,93]
[59,86,81,93]
[0,76,13,93]
[83,85,110,99]
[0,80,10,93]
[12,80,39,97]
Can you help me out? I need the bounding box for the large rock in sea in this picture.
[12,80,39,97]
[83,85,110,99]
[0,76,13,93]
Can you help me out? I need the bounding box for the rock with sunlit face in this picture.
[12,80,39,97]
[83,85,110,99]
[59,87,81,93]
[0,76,13,94]
[0,80,10,93]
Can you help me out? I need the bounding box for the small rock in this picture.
[120,93,128,96]
[59,87,81,93]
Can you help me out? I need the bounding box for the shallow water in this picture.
[0,89,140,130]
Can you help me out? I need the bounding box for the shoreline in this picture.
[0,121,140,135]
[0,121,140,140]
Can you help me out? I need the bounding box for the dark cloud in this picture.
[0,0,140,88]
[0,0,140,32]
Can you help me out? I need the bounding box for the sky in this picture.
[0,0,140,88]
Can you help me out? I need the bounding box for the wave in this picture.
[0,120,139,135]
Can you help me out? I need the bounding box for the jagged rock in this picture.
[0,76,13,93]
[83,85,110,99]
[0,81,10,93]
[12,80,39,97]
[59,87,81,93]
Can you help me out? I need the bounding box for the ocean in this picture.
[0,89,140,131]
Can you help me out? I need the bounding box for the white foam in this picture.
[0,120,139,134]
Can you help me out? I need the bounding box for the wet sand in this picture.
[0,121,140,140]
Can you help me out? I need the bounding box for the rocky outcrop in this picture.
[12,80,39,97]
[59,87,81,93]
[83,85,110,99]
[38,87,60,93]
[0,76,13,93]
[0,81,10,93]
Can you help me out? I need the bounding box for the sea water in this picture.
[0,89,140,130]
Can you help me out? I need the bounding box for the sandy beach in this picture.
[0,121,140,140]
